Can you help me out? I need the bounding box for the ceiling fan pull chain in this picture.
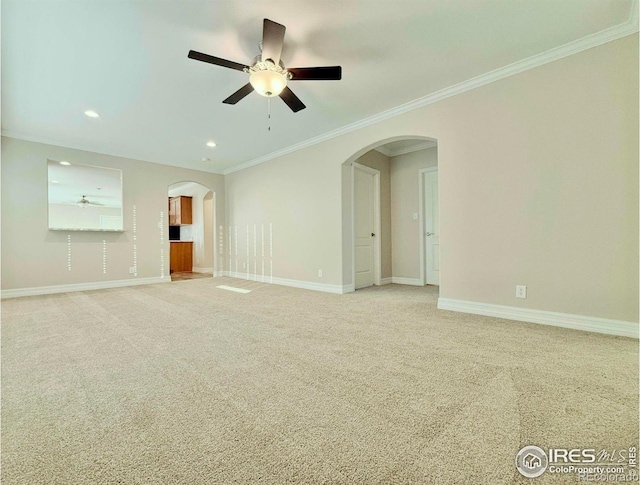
[267,97,271,132]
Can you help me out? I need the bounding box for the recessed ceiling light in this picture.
[60,161,71,166]
[84,110,100,118]
[206,141,216,148]
[51,180,59,184]
[201,158,211,162]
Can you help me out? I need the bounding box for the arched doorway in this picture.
[168,181,216,281]
[341,136,438,291]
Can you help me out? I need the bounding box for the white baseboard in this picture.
[217,271,347,294]
[380,278,392,286]
[437,298,638,338]
[391,277,424,286]
[192,267,214,273]
[1,276,170,299]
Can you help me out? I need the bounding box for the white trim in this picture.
[352,162,381,289]
[380,277,392,285]
[374,146,393,157]
[389,141,437,158]
[224,25,638,175]
[342,283,355,293]
[373,141,437,158]
[1,276,169,299]
[192,267,214,273]
[391,277,424,286]
[217,271,346,294]
[269,276,349,294]
[437,298,639,338]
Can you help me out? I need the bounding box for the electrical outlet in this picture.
[413,212,418,220]
[129,267,135,274]
[516,285,527,299]
[318,269,323,278]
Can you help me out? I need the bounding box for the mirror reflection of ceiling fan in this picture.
[76,195,104,208]
[188,18,342,112]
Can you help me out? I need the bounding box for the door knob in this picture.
[371,233,376,237]
[426,232,434,236]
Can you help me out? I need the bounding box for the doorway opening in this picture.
[341,136,439,292]
[167,181,215,281]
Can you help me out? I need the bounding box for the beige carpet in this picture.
[2,278,637,484]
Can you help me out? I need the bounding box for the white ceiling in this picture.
[2,0,637,174]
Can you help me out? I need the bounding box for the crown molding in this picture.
[225,20,638,175]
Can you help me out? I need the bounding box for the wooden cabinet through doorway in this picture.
[170,241,193,273]
[168,196,192,225]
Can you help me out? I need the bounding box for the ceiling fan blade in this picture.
[261,19,286,65]
[188,50,248,72]
[289,66,342,81]
[222,83,254,105]
[279,86,306,113]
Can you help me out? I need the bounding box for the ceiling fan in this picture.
[188,19,342,113]
[76,195,103,208]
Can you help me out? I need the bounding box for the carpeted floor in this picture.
[2,278,638,484]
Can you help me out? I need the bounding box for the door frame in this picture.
[351,162,381,288]
[418,167,438,285]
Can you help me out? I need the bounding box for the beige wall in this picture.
[225,34,638,322]
[225,152,343,285]
[1,137,225,291]
[203,193,214,270]
[390,147,438,279]
[352,150,392,280]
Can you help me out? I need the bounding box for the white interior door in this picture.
[424,171,440,285]
[354,166,375,289]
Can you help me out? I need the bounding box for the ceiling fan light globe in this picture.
[250,70,286,97]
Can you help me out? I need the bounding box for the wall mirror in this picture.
[48,160,124,231]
